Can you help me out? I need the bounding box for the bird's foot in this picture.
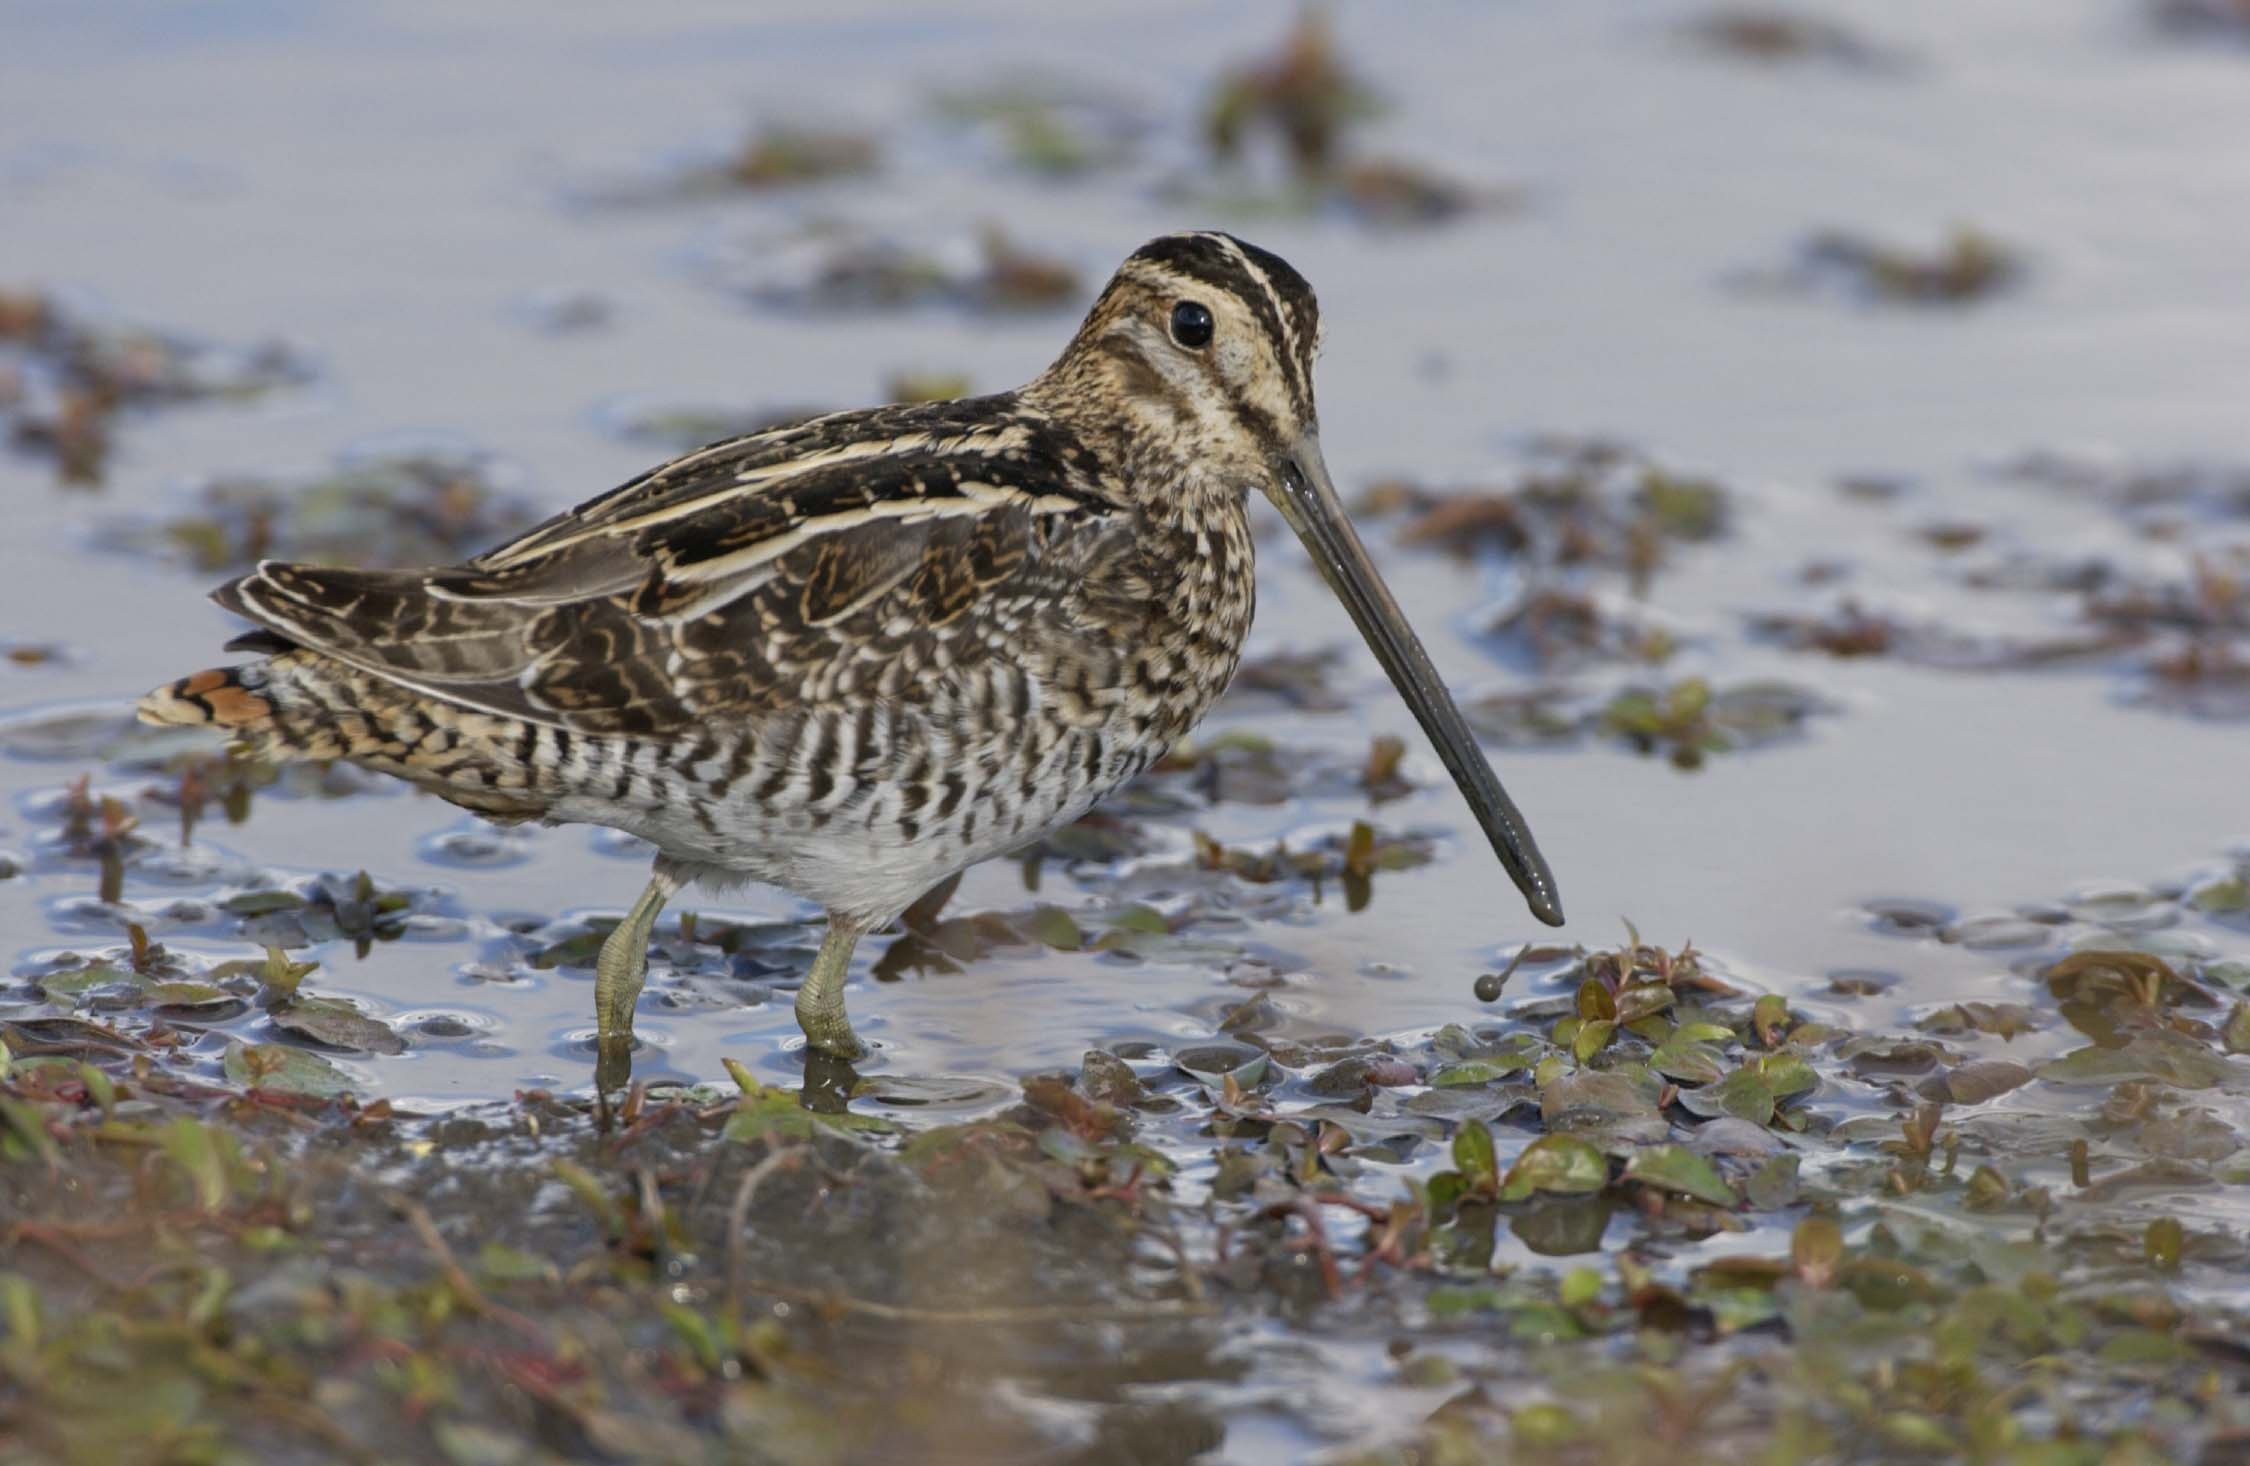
[794,914,868,1059]
[592,921,648,1046]
[794,989,865,1060]
[593,1035,636,1095]
[590,872,677,1064]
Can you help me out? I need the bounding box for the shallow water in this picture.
[6,2,2250,1457]
[6,0,2246,1101]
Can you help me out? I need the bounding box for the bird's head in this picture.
[1042,231,1566,928]
[1046,229,1323,484]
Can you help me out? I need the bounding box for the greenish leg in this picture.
[795,915,869,1058]
[594,870,678,1048]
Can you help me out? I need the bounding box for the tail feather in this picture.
[137,665,275,730]
[137,651,549,823]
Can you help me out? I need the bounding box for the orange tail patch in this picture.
[137,667,274,728]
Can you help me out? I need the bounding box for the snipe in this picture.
[142,231,1563,1076]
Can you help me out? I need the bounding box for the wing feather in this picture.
[213,394,1130,737]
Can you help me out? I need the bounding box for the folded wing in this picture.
[217,397,1129,737]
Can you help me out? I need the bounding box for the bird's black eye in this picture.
[1169,300,1214,349]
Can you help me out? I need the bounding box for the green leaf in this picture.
[222,1041,355,1098]
[2188,876,2250,914]
[255,945,318,998]
[2035,1031,2228,1089]
[1623,1144,1739,1207]
[1021,905,1083,951]
[1433,1057,1532,1087]
[2224,1003,2250,1057]
[1500,1134,1607,1201]
[222,889,307,916]
[268,996,406,1055]
[722,1084,894,1145]
[1934,1058,2032,1105]
[0,1098,60,1168]
[1745,1152,1800,1209]
[1109,903,1170,935]
[1614,983,1675,1024]
[1541,1068,1669,1148]
[1964,1164,2010,1211]
[1451,1118,1499,1191]
[159,1117,236,1212]
[1754,1052,1819,1099]
[1751,993,1789,1046]
[1791,1215,1843,1284]
[1571,1019,1615,1064]
[1677,1066,1776,1125]
[1648,1032,1726,1085]
[2145,1216,2184,1272]
[530,929,610,970]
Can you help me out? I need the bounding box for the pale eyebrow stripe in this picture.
[1201,232,1309,415]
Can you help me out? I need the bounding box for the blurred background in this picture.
[6,4,2250,1458]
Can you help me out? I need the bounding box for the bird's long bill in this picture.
[1273,434,1565,926]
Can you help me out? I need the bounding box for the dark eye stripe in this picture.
[1109,232,1323,424]
[1127,233,1317,420]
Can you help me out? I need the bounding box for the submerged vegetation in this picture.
[7,885,2250,1459]
[0,288,311,486]
[1195,8,1505,226]
[1681,8,1908,71]
[1742,227,2025,306]
[697,222,1084,315]
[102,449,542,574]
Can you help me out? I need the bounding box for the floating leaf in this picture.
[36,964,134,1001]
[1452,1118,1500,1193]
[1433,1055,1535,1087]
[222,890,306,916]
[1614,982,1675,1025]
[1623,1144,1738,1207]
[143,981,234,1012]
[1541,1069,1668,1148]
[223,1041,354,1098]
[2145,1216,2184,1273]
[1791,1216,1843,1285]
[1020,905,1083,951]
[1755,1052,1819,1099]
[530,928,611,970]
[1929,1058,2032,1105]
[1746,1152,1801,1209]
[1648,1032,1727,1084]
[1678,1066,1775,1125]
[268,996,406,1056]
[1751,993,1789,1046]
[722,1083,893,1145]
[2036,1031,2227,1090]
[1174,1045,1269,1091]
[1500,1134,1607,1201]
